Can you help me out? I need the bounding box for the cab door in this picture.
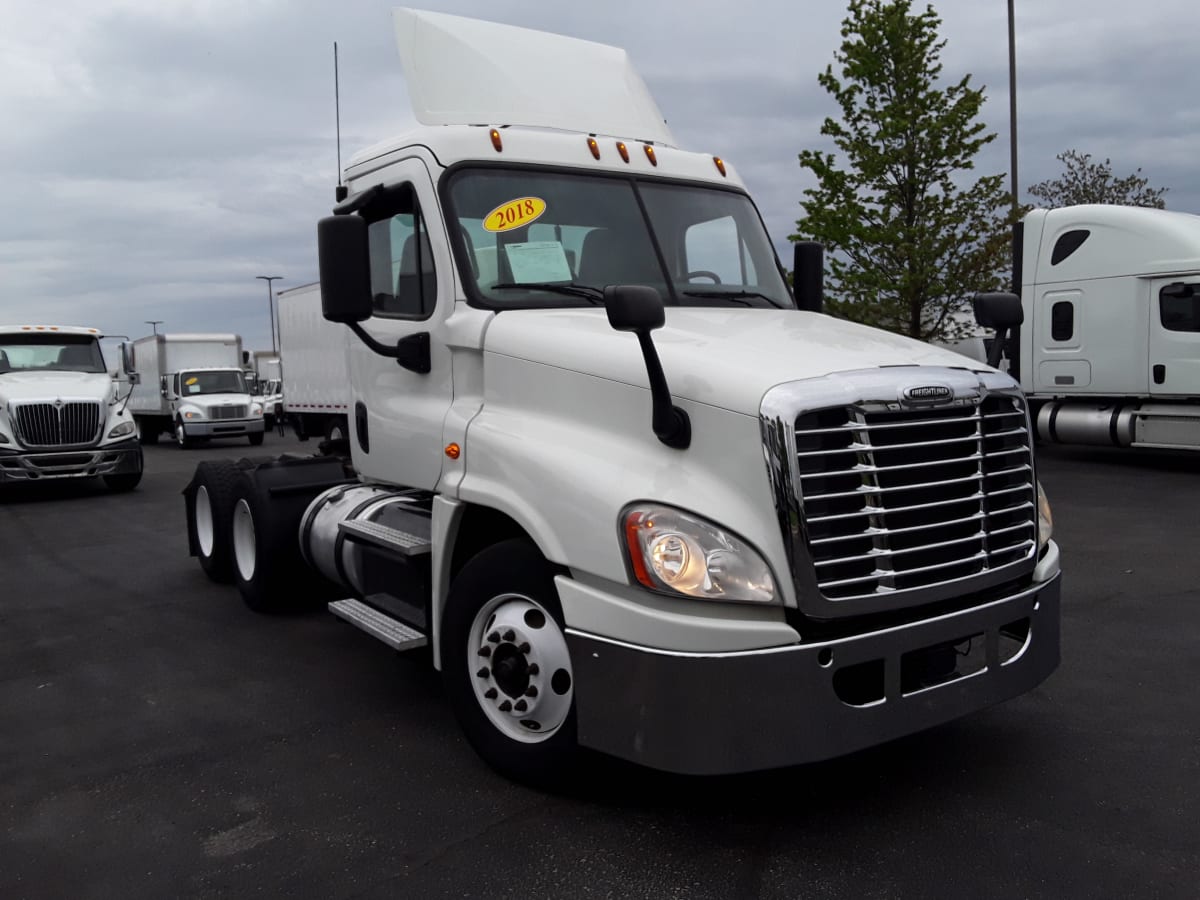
[1148,277,1200,397]
[348,157,455,490]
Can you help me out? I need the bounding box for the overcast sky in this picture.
[1,0,1195,353]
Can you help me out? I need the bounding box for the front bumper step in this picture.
[329,598,428,651]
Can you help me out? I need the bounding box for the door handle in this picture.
[1153,364,1166,384]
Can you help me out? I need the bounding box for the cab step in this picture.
[338,519,431,557]
[328,598,428,651]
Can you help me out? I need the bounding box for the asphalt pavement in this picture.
[1,432,1196,899]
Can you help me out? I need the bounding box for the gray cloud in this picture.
[0,0,1194,353]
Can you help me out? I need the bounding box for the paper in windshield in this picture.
[503,241,573,284]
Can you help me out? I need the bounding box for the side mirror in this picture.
[128,372,141,385]
[119,341,137,377]
[604,284,665,333]
[793,241,824,313]
[318,215,373,324]
[603,285,689,450]
[973,292,1023,330]
[160,376,169,398]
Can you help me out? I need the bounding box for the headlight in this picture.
[107,421,135,438]
[1037,480,1053,552]
[251,403,263,416]
[185,411,199,419]
[623,505,778,604]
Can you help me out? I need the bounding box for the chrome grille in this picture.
[11,401,104,448]
[795,395,1036,601]
[209,405,248,420]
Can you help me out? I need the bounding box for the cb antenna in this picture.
[334,41,346,201]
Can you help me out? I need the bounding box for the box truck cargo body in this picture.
[276,282,351,442]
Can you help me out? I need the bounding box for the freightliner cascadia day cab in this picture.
[275,282,352,443]
[974,204,1200,451]
[0,325,143,490]
[128,333,266,448]
[183,9,1061,782]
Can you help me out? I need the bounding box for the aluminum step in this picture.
[338,518,431,557]
[328,598,428,651]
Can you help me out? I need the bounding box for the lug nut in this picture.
[518,642,531,654]
[498,700,512,712]
[476,667,489,679]
[484,688,498,700]
[528,664,540,676]
[477,646,492,657]
[514,699,528,712]
[502,629,515,642]
[487,631,500,644]
[525,685,538,697]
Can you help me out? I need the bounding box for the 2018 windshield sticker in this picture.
[185,377,199,385]
[483,197,546,233]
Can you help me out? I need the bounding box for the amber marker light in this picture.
[624,510,656,589]
[713,156,727,176]
[644,144,657,166]
[489,129,503,152]
[587,137,600,159]
[445,443,461,460]
[616,141,630,163]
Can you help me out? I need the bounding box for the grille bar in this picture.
[793,410,1023,436]
[11,401,103,448]
[810,502,1035,545]
[209,405,248,420]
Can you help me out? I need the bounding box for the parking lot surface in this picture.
[1,433,1196,898]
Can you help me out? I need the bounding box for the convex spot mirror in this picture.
[317,215,373,325]
[604,285,665,333]
[973,291,1023,330]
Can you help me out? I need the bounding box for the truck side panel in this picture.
[277,284,351,418]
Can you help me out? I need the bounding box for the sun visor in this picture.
[393,8,676,147]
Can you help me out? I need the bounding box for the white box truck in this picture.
[182,9,1060,782]
[975,204,1200,450]
[276,282,351,442]
[128,333,266,448]
[246,351,283,429]
[0,324,143,490]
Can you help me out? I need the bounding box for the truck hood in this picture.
[0,371,114,404]
[483,308,992,414]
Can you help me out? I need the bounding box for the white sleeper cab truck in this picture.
[128,333,266,448]
[276,282,352,443]
[975,204,1200,450]
[183,9,1061,782]
[0,325,143,491]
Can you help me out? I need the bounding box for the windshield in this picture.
[445,168,793,310]
[0,334,106,374]
[180,370,247,395]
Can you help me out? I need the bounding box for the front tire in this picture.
[442,539,578,785]
[175,419,193,449]
[136,418,158,445]
[248,431,265,446]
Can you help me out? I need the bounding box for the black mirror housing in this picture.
[973,292,1023,330]
[792,241,824,313]
[118,341,136,376]
[318,215,373,324]
[603,285,665,333]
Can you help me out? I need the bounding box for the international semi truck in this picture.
[182,8,1060,782]
[0,324,143,490]
[276,282,352,443]
[128,333,266,448]
[973,204,1200,450]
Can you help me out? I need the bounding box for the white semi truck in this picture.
[128,333,266,448]
[276,282,352,443]
[183,9,1060,782]
[0,325,143,490]
[973,204,1200,450]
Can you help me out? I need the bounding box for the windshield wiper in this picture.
[490,282,605,305]
[680,289,786,309]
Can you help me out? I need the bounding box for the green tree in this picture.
[1028,150,1167,209]
[792,0,1012,341]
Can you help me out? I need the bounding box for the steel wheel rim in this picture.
[176,422,186,447]
[232,498,256,581]
[195,485,215,557]
[467,593,573,744]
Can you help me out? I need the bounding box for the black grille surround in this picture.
[761,368,1039,620]
[10,401,104,449]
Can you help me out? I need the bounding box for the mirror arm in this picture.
[635,331,691,450]
[347,323,431,374]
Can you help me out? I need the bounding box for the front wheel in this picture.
[136,419,158,445]
[175,419,193,449]
[442,539,578,785]
[248,431,265,446]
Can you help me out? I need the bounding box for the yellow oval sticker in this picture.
[185,377,199,385]
[483,197,546,233]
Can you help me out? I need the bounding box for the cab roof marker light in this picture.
[490,128,503,152]
[644,144,657,166]
[713,156,727,177]
[616,141,630,163]
[587,137,600,160]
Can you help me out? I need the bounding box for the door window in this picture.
[1159,283,1200,332]
[365,185,438,320]
[1050,301,1074,341]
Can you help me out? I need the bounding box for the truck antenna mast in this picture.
[334,41,344,199]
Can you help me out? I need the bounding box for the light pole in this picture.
[256,275,283,355]
[145,320,163,336]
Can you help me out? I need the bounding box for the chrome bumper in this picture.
[181,418,264,438]
[567,574,1061,775]
[0,438,143,483]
